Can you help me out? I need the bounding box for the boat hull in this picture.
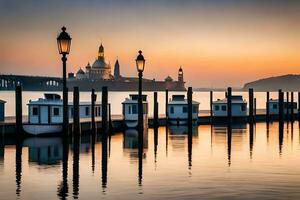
[168,118,198,125]
[23,124,63,136]
[125,120,139,128]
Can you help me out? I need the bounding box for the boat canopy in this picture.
[172,95,185,101]
[44,93,61,100]
[129,94,147,101]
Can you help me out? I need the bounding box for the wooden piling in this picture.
[254,98,257,116]
[15,85,22,134]
[153,92,159,127]
[286,92,289,121]
[210,90,213,122]
[91,89,96,134]
[291,92,294,121]
[266,91,270,121]
[249,88,254,123]
[187,87,193,131]
[187,87,193,167]
[165,89,169,122]
[102,86,108,137]
[108,104,113,135]
[227,87,232,124]
[73,87,80,135]
[298,92,300,122]
[279,90,284,123]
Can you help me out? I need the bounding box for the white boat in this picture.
[212,95,247,117]
[167,95,200,125]
[267,99,297,115]
[122,94,148,128]
[23,93,102,135]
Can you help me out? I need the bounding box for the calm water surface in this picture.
[1,122,300,199]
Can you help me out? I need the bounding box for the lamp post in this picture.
[136,50,145,134]
[57,26,72,135]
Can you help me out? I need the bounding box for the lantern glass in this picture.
[57,27,71,55]
[136,50,145,73]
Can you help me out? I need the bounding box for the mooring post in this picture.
[165,89,169,123]
[15,85,22,134]
[291,92,294,122]
[298,92,300,122]
[73,87,80,136]
[108,104,112,135]
[227,87,232,124]
[286,92,289,121]
[210,90,213,122]
[266,91,270,121]
[102,86,108,137]
[249,88,254,123]
[153,92,159,127]
[187,87,193,132]
[91,89,96,134]
[279,90,284,123]
[254,98,257,116]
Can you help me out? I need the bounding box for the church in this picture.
[72,44,120,80]
[67,43,186,91]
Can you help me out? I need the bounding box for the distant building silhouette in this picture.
[0,45,186,91]
[114,59,121,79]
[178,66,184,82]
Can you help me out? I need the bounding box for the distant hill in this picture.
[243,74,300,91]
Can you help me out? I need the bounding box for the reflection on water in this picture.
[123,128,148,186]
[23,138,63,165]
[57,137,69,199]
[2,122,300,199]
[15,139,22,197]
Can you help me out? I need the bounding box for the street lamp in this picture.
[136,50,145,185]
[57,26,72,134]
[135,50,145,133]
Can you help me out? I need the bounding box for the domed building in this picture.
[80,44,113,80]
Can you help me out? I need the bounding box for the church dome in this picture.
[92,59,108,68]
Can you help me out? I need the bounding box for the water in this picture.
[0,91,289,117]
[1,122,300,199]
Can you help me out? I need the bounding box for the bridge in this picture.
[0,74,62,91]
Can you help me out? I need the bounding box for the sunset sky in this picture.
[0,0,300,87]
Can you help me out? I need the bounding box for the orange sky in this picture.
[0,1,300,87]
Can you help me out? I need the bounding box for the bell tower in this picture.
[178,66,184,82]
[98,43,104,60]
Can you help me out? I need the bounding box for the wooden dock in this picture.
[0,112,296,136]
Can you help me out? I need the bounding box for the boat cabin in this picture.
[212,95,247,117]
[168,95,200,125]
[122,94,148,128]
[268,99,297,115]
[27,93,102,124]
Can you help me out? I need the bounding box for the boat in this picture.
[23,93,102,135]
[267,99,297,115]
[212,95,247,117]
[167,95,200,125]
[122,94,148,128]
